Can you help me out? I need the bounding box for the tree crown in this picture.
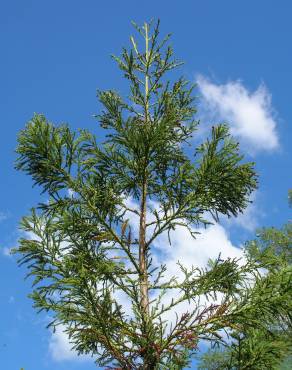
[14,21,283,369]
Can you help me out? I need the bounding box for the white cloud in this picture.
[197,75,279,153]
[229,202,259,232]
[152,222,244,282]
[148,222,245,334]
[49,324,91,362]
[47,218,244,360]
[33,196,248,361]
[2,247,12,257]
[124,197,244,274]
[67,188,76,198]
[18,228,89,362]
[223,191,263,232]
[123,198,246,332]
[49,325,75,361]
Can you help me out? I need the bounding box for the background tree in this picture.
[197,219,292,370]
[14,20,290,369]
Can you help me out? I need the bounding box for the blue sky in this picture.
[0,1,291,369]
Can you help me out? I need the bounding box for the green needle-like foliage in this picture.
[197,221,292,370]
[15,20,289,369]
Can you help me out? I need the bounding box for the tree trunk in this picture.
[139,179,149,317]
[138,22,157,369]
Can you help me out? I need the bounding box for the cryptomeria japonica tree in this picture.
[15,20,289,369]
[197,220,292,370]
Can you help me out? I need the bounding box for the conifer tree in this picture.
[197,221,292,370]
[14,20,289,369]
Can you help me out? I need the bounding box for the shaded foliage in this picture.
[197,221,292,370]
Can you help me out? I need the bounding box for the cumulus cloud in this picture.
[38,196,248,361]
[122,198,246,331]
[49,324,92,362]
[67,188,76,198]
[124,198,244,274]
[228,202,259,232]
[114,198,246,328]
[223,191,263,232]
[153,223,244,274]
[197,75,279,153]
[151,222,245,327]
[2,246,13,257]
[49,325,76,361]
